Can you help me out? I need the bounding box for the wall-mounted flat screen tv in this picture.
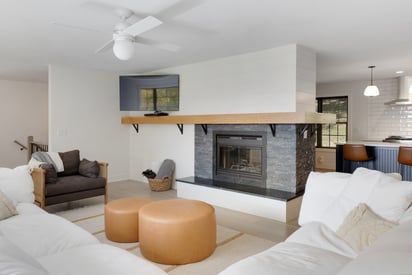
[119,74,179,116]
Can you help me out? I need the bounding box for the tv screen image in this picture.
[119,74,179,116]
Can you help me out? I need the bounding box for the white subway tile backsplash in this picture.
[366,78,412,138]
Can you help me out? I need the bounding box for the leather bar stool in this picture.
[343,144,375,172]
[398,146,412,179]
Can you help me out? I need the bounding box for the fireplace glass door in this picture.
[215,133,266,182]
[218,146,262,177]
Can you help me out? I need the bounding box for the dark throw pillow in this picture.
[39,163,58,184]
[58,150,80,176]
[78,158,100,178]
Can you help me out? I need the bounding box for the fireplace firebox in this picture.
[213,131,267,188]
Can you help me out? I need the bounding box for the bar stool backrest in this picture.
[343,144,369,162]
[398,146,412,166]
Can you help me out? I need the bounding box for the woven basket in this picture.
[148,177,172,191]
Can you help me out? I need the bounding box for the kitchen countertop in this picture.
[343,140,412,147]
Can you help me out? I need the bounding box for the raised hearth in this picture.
[177,177,302,201]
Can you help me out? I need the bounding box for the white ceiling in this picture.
[1,0,412,84]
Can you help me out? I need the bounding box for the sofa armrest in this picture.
[31,167,46,208]
[98,162,109,204]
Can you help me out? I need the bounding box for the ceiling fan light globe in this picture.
[364,85,380,97]
[113,39,134,60]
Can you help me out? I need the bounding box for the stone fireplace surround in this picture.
[193,124,315,195]
[177,123,315,222]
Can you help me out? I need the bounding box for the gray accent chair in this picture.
[31,150,108,208]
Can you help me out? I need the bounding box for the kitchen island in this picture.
[336,141,412,180]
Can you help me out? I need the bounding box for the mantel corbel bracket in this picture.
[311,124,318,137]
[177,124,184,135]
[200,124,208,135]
[299,124,317,137]
[132,124,139,133]
[268,124,276,137]
[299,124,309,137]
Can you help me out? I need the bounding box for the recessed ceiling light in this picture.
[396,70,405,74]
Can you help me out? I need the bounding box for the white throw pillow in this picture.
[298,171,350,226]
[0,165,34,205]
[336,203,398,253]
[0,191,17,220]
[367,176,412,222]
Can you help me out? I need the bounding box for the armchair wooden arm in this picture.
[98,162,109,204]
[31,167,46,208]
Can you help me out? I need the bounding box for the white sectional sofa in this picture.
[0,165,166,275]
[220,167,412,275]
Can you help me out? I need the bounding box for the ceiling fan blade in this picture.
[95,39,115,54]
[135,37,180,52]
[157,0,207,21]
[123,16,162,36]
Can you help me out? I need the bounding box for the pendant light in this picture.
[364,65,380,97]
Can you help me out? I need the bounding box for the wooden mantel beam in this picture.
[121,112,336,125]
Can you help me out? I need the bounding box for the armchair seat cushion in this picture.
[45,175,106,197]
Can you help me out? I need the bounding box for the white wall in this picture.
[129,44,317,181]
[48,64,129,181]
[317,78,400,140]
[0,79,48,168]
[296,46,317,112]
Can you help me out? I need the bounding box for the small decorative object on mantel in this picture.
[143,159,175,191]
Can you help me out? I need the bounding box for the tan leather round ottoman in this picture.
[139,199,216,265]
[104,197,152,243]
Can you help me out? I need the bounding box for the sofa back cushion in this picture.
[299,172,350,226]
[78,159,100,178]
[58,150,80,177]
[320,168,412,231]
[39,164,58,185]
[0,165,34,205]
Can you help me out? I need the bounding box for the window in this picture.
[317,96,348,148]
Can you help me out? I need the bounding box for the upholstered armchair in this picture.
[30,150,108,208]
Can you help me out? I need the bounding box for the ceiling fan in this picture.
[52,1,208,60]
[94,8,179,60]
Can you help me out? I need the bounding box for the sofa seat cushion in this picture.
[219,241,351,275]
[0,213,98,258]
[0,235,49,275]
[337,219,412,275]
[37,243,167,275]
[16,203,48,215]
[286,222,357,258]
[46,175,106,196]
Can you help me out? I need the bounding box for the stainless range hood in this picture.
[385,76,412,105]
